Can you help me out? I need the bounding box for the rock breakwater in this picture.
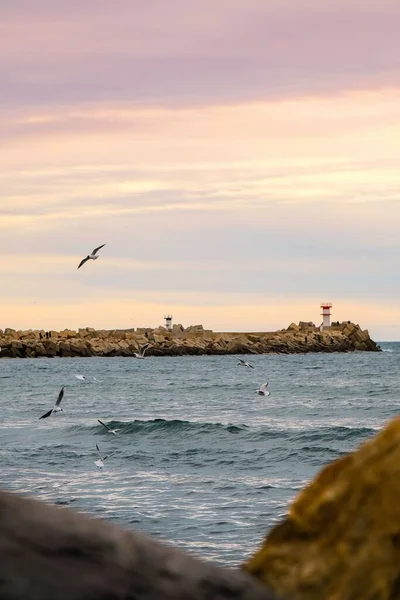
[0,321,380,358]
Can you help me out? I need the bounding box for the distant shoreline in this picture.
[0,321,380,358]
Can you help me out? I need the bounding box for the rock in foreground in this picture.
[243,416,400,600]
[0,321,380,358]
[0,490,278,600]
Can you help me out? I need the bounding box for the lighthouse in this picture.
[320,303,332,329]
[164,315,173,331]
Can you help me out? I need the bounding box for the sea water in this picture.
[1,343,399,566]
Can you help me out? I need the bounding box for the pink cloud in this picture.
[1,0,400,108]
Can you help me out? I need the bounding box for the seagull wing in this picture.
[103,451,116,461]
[97,419,111,432]
[77,256,90,269]
[248,363,254,369]
[238,359,245,365]
[55,387,64,406]
[140,343,150,356]
[92,243,106,256]
[259,382,269,392]
[96,443,103,459]
[39,409,53,420]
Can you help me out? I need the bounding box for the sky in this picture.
[1,0,400,340]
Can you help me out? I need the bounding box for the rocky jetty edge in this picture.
[0,320,380,358]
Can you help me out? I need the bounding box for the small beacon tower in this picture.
[320,302,332,329]
[164,315,173,331]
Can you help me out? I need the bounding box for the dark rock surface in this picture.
[0,490,279,600]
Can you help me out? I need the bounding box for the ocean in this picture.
[0,342,398,566]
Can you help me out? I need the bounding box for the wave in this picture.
[284,446,343,459]
[254,425,376,443]
[294,425,376,442]
[68,419,377,446]
[70,418,249,436]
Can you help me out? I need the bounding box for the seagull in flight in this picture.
[39,387,65,419]
[52,480,70,489]
[77,244,106,269]
[94,444,115,469]
[256,382,270,397]
[133,343,150,359]
[97,419,120,435]
[238,358,254,369]
[75,374,98,382]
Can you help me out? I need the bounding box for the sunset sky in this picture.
[1,0,400,339]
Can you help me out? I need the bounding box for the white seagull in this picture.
[238,358,254,369]
[77,244,106,269]
[256,382,270,397]
[39,387,65,419]
[133,343,150,359]
[75,374,98,382]
[97,419,120,435]
[94,443,115,469]
[52,480,70,489]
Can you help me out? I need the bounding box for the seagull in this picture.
[256,382,270,397]
[75,374,98,382]
[133,343,150,359]
[97,419,120,435]
[52,480,70,489]
[238,358,254,369]
[77,244,106,269]
[39,387,65,419]
[94,443,115,469]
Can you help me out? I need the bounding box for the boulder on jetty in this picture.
[243,415,400,600]
[0,490,278,600]
[0,321,380,358]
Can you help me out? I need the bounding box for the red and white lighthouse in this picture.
[320,303,332,328]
